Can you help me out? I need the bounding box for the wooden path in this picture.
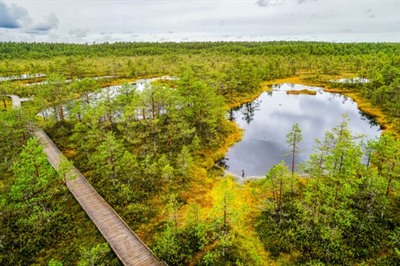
[34,129,165,266]
[7,94,33,108]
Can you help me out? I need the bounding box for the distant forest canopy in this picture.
[1,41,400,59]
[1,41,399,133]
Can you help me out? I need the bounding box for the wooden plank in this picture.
[34,129,166,266]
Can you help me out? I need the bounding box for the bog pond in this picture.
[225,83,382,178]
[38,76,175,119]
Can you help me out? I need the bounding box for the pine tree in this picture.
[286,122,302,192]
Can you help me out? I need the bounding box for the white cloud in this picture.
[0,0,59,37]
[255,0,317,7]
[0,0,29,28]
[30,13,59,32]
[1,0,399,43]
[69,28,89,38]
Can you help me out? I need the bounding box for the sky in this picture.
[0,0,399,43]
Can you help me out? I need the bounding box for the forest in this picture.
[1,41,400,265]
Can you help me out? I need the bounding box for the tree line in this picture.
[1,41,400,60]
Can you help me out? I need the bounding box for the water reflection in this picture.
[0,73,46,82]
[330,77,370,84]
[240,100,261,124]
[38,76,176,120]
[359,110,380,127]
[225,83,381,178]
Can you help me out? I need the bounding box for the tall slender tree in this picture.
[286,122,302,192]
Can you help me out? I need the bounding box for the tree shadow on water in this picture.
[240,99,261,124]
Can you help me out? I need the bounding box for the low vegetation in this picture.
[1,41,400,265]
[286,89,317,95]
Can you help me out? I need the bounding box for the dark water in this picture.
[225,83,382,178]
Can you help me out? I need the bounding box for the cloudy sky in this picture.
[0,0,399,43]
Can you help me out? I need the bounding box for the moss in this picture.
[286,89,317,95]
[227,82,272,109]
[0,98,12,111]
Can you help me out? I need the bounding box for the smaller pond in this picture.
[88,76,176,102]
[38,76,176,119]
[330,77,370,84]
[0,73,46,82]
[225,83,381,178]
[26,75,116,86]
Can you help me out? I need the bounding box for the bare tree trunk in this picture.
[58,104,65,122]
[386,176,393,197]
[2,97,6,109]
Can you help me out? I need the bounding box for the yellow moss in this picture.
[201,121,243,165]
[0,99,12,110]
[63,148,76,159]
[265,73,356,88]
[265,76,305,86]
[227,83,271,109]
[286,89,317,95]
[17,77,47,87]
[276,251,302,265]
[178,120,244,209]
[198,177,272,264]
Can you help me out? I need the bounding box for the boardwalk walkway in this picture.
[7,94,33,108]
[34,129,165,266]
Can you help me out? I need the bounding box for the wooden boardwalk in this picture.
[34,129,165,266]
[7,94,33,108]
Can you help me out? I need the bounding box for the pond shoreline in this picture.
[265,75,393,135]
[223,77,384,178]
